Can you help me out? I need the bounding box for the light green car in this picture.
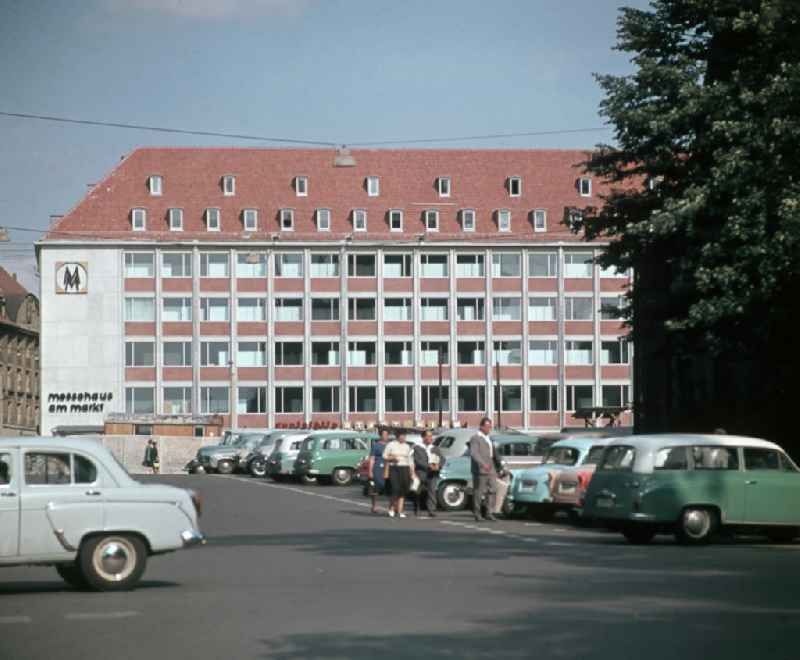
[583,433,800,545]
[293,432,378,486]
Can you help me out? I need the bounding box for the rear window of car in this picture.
[654,446,690,470]
[600,445,635,471]
[533,437,559,455]
[0,453,12,485]
[583,446,606,465]
[544,447,580,466]
[435,436,456,449]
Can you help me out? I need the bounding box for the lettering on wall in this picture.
[55,262,88,294]
[47,392,113,414]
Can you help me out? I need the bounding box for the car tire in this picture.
[332,468,354,487]
[437,482,467,511]
[191,465,207,475]
[500,498,515,518]
[56,563,89,590]
[622,526,656,545]
[766,527,799,544]
[300,474,317,485]
[78,534,148,592]
[249,460,267,478]
[216,460,234,475]
[675,507,719,545]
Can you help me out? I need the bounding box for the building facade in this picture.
[37,148,631,434]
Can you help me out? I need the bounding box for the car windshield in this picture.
[544,446,580,465]
[222,431,240,445]
[582,446,606,465]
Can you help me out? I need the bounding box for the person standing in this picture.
[413,430,446,517]
[383,432,415,518]
[367,430,390,514]
[469,417,496,521]
[143,439,160,475]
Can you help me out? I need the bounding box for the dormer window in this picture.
[497,209,511,232]
[205,208,221,231]
[148,175,162,196]
[508,176,521,197]
[353,209,367,232]
[437,177,451,197]
[243,209,258,231]
[168,208,183,231]
[132,208,146,231]
[389,209,403,232]
[533,209,546,232]
[366,176,380,197]
[424,209,440,232]
[316,208,331,232]
[280,208,295,231]
[222,175,236,196]
[579,177,592,197]
[461,209,476,232]
[295,176,308,197]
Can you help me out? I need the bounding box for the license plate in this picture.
[559,485,576,494]
[596,497,614,509]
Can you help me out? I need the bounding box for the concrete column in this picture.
[593,248,602,408]
[339,246,348,426]
[154,247,163,414]
[376,247,385,423]
[521,249,530,431]
[267,249,276,428]
[412,248,422,425]
[303,247,311,425]
[192,247,201,417]
[448,247,457,426]
[484,247,493,419]
[557,245,566,430]
[229,247,238,428]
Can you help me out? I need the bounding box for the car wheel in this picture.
[216,460,234,475]
[675,507,719,545]
[56,563,89,590]
[437,482,467,511]
[500,498,515,518]
[766,527,799,544]
[249,460,267,478]
[79,534,147,592]
[191,465,206,475]
[332,468,354,487]
[300,474,317,485]
[623,526,656,545]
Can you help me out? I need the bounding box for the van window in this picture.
[301,438,315,451]
[654,447,689,470]
[290,441,302,451]
[744,448,781,471]
[512,442,535,456]
[544,447,580,466]
[600,445,635,471]
[583,446,607,465]
[691,446,739,470]
[322,439,341,450]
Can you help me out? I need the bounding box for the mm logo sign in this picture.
[55,262,88,294]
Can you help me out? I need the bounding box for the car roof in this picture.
[550,437,614,451]
[603,433,782,451]
[0,435,105,453]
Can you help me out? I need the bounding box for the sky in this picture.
[0,0,650,293]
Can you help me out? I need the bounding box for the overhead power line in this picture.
[350,127,610,146]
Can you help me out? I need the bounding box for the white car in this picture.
[0,436,205,591]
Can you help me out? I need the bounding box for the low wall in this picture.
[97,435,207,475]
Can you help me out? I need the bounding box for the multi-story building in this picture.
[37,147,631,434]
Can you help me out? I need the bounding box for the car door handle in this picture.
[0,491,16,498]
[85,490,102,496]
[745,480,758,485]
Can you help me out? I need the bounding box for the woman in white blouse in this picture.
[382,432,416,518]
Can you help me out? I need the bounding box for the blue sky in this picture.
[0,0,649,291]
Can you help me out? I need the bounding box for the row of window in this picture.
[126,338,630,368]
[124,382,628,416]
[125,251,630,279]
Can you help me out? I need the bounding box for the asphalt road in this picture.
[2,474,800,660]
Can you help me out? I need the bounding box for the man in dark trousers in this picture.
[413,430,446,517]
[469,417,496,521]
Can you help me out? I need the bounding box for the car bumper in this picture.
[181,529,207,548]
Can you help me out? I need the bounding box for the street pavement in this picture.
[2,474,800,660]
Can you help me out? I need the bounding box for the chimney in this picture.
[334,146,356,167]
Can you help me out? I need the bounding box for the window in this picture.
[200,297,229,322]
[125,387,155,414]
[497,209,511,232]
[508,176,521,197]
[389,209,404,232]
[566,385,594,411]
[312,341,340,366]
[457,341,484,365]
[385,341,412,366]
[424,209,439,232]
[366,176,380,196]
[24,453,71,485]
[564,252,593,278]
[275,386,303,413]
[384,254,412,277]
[295,176,308,196]
[420,254,448,277]
[348,341,376,366]
[461,209,476,232]
[458,386,485,412]
[311,298,339,321]
[275,341,303,366]
[456,254,484,278]
[691,446,739,470]
[384,298,412,321]
[601,296,626,320]
[200,252,229,277]
[385,385,413,412]
[274,298,303,322]
[275,253,303,277]
[125,341,154,367]
[500,385,522,412]
[348,254,376,277]
[422,385,449,412]
[164,386,192,414]
[602,384,630,407]
[600,445,635,471]
[316,208,331,232]
[420,298,448,321]
[437,177,451,197]
[492,253,521,277]
[163,341,192,366]
[565,340,593,365]
[348,298,376,321]
[529,340,557,365]
[349,386,377,413]
[236,253,267,278]
[601,339,630,364]
[531,385,558,412]
[200,386,229,414]
[420,341,449,366]
[163,252,192,277]
[205,208,221,231]
[222,175,236,196]
[353,209,367,232]
[310,254,339,277]
[313,386,340,413]
[75,455,98,484]
[579,177,592,197]
[201,341,229,367]
[163,297,192,322]
[654,447,689,471]
[280,208,295,231]
[600,263,630,278]
[243,209,258,231]
[131,208,146,231]
[533,209,546,232]
[148,175,162,196]
[493,340,522,365]
[124,252,154,278]
[565,297,593,321]
[493,297,522,321]
[238,386,267,414]
[529,252,558,277]
[124,297,155,322]
[457,298,485,321]
[237,341,267,367]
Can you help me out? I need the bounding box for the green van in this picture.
[293,431,377,486]
[583,434,800,545]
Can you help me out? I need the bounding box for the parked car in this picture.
[293,432,377,486]
[266,432,316,481]
[0,437,204,591]
[242,431,290,477]
[185,430,243,474]
[548,441,614,521]
[197,433,268,475]
[583,434,800,545]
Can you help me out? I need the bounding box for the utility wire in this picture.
[349,126,610,146]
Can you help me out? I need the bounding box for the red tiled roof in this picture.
[0,265,35,322]
[44,147,602,243]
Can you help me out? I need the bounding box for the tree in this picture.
[573,0,800,453]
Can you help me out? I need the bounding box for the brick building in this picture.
[36,147,631,434]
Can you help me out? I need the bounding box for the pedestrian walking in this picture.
[469,417,496,521]
[382,432,415,518]
[367,430,390,514]
[143,439,160,475]
[412,430,446,517]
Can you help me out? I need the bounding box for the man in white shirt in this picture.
[469,417,496,521]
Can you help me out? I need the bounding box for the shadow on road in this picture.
[0,579,178,595]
